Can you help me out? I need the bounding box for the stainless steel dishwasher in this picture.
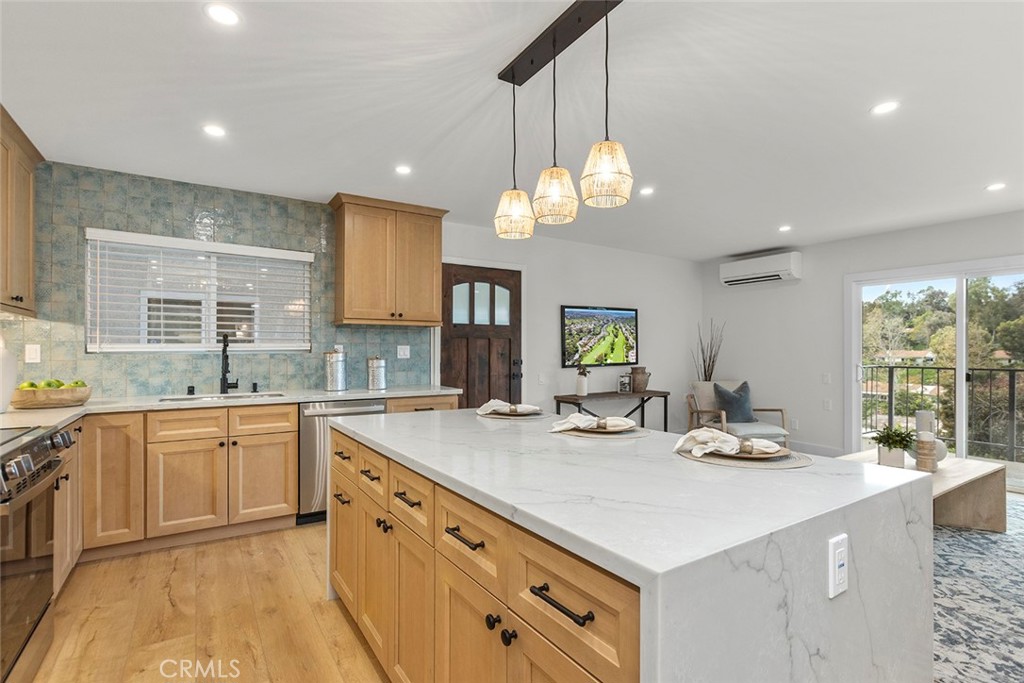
[298,399,386,523]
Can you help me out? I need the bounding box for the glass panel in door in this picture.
[860,278,956,451]
[965,273,1024,492]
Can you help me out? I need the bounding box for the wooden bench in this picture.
[839,450,1006,532]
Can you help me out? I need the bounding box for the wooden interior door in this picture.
[441,264,522,408]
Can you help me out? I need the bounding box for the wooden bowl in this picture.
[9,386,92,409]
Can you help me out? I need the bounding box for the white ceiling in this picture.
[2,1,1022,261]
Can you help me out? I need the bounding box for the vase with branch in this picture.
[576,364,590,397]
[692,319,725,382]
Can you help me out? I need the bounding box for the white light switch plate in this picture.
[25,344,41,364]
[397,345,410,359]
[828,533,849,598]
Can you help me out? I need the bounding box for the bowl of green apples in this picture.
[10,379,92,409]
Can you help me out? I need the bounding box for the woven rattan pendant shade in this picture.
[532,166,579,225]
[494,188,535,239]
[581,140,633,208]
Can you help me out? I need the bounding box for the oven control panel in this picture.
[0,429,73,503]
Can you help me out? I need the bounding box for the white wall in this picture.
[699,210,1024,456]
[443,221,704,431]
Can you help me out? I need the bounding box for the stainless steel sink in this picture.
[158,392,286,403]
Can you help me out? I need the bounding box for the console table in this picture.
[553,389,670,431]
[839,450,1006,532]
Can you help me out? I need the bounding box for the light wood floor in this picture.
[33,524,388,683]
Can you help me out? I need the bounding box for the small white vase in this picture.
[576,375,588,397]
[877,445,905,468]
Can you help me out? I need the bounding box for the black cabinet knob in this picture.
[397,313,403,318]
[231,440,238,446]
[390,312,396,318]
[485,614,502,631]
[500,629,518,647]
[219,441,226,447]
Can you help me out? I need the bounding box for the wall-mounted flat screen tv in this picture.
[561,305,638,368]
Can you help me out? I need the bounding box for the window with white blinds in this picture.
[85,228,313,352]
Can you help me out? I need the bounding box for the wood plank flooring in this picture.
[32,524,388,683]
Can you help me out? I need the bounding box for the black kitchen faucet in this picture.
[220,333,239,394]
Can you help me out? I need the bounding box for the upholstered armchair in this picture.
[686,380,790,447]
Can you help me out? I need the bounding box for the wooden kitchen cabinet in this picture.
[435,555,507,683]
[53,419,84,595]
[1,106,43,317]
[228,431,298,524]
[330,465,359,616]
[357,491,392,665]
[146,437,228,537]
[388,514,434,683]
[386,395,458,414]
[506,613,600,683]
[82,413,145,548]
[329,193,446,326]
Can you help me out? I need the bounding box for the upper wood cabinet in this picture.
[1,106,44,317]
[329,193,446,326]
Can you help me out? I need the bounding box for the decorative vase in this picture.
[630,366,650,393]
[877,445,905,468]
[576,375,588,397]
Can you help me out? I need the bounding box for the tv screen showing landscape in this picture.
[561,306,638,367]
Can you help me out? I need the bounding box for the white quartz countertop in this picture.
[0,385,461,430]
[331,409,928,585]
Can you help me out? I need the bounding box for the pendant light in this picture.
[494,81,536,239]
[532,36,579,225]
[581,6,633,208]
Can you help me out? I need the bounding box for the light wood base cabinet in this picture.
[435,554,507,683]
[357,492,392,664]
[389,514,434,683]
[83,413,145,549]
[228,432,298,524]
[146,438,228,538]
[54,419,84,595]
[329,466,358,615]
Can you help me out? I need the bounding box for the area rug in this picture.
[933,498,1024,682]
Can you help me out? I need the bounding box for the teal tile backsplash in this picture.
[0,162,431,396]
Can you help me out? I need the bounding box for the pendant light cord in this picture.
[512,82,518,189]
[552,33,558,166]
[604,9,610,142]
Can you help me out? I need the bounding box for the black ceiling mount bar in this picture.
[498,0,624,86]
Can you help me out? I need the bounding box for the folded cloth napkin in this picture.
[673,427,781,457]
[476,399,542,416]
[549,413,636,432]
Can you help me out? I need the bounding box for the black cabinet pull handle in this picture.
[444,525,485,551]
[334,450,351,461]
[375,518,392,533]
[219,441,226,447]
[485,614,501,630]
[333,493,351,505]
[414,407,435,411]
[360,468,381,482]
[529,583,595,627]
[73,426,83,433]
[10,295,23,302]
[393,490,422,508]
[500,629,518,647]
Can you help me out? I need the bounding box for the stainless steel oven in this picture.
[0,426,73,683]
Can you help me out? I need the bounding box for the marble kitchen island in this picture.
[330,409,933,682]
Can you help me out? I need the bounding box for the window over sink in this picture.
[85,228,313,352]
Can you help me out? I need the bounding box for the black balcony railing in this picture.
[862,364,1023,464]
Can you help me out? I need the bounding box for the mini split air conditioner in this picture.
[719,251,802,287]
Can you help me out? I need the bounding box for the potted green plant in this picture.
[871,424,916,467]
[575,364,590,397]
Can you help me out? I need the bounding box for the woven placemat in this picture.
[677,450,813,469]
[477,412,549,420]
[554,428,652,440]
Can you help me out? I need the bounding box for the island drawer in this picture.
[331,429,360,482]
[435,488,509,602]
[227,404,298,436]
[386,395,458,413]
[508,527,639,683]
[147,408,227,442]
[388,461,434,544]
[357,445,390,509]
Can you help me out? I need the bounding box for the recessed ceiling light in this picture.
[204,4,240,26]
[870,101,900,116]
[395,165,412,175]
[778,225,792,232]
[986,182,1007,192]
[203,124,226,137]
[639,187,654,196]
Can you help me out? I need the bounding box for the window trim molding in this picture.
[85,227,315,263]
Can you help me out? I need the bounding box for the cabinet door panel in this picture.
[53,461,73,595]
[394,211,441,323]
[228,432,297,523]
[506,614,599,683]
[1,139,36,314]
[146,438,228,537]
[330,467,359,617]
[435,555,506,683]
[82,413,145,548]
[357,492,392,665]
[339,204,396,322]
[389,517,434,683]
